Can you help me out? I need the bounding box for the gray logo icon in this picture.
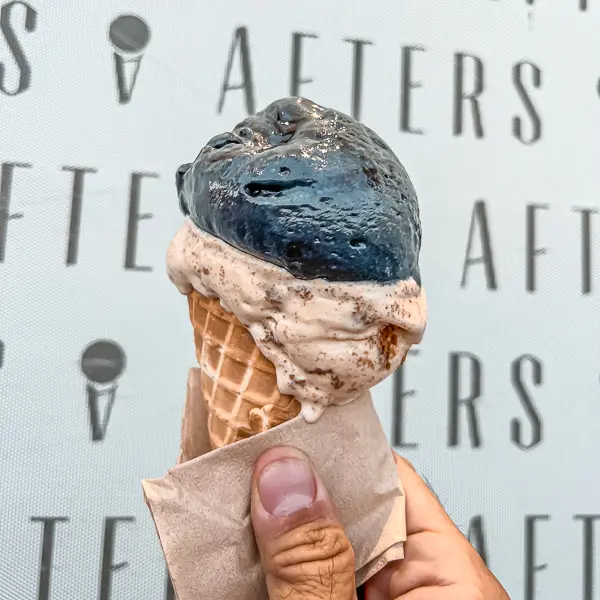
[80,339,126,442]
[108,14,151,104]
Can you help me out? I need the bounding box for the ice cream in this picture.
[169,219,426,424]
[176,98,421,285]
[168,96,427,442]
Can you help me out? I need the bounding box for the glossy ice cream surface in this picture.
[176,97,421,285]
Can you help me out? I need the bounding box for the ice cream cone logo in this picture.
[108,14,151,105]
[80,339,127,442]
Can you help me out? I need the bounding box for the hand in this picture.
[250,446,511,600]
[364,451,510,600]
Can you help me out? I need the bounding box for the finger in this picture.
[364,452,471,599]
[251,447,357,600]
[392,451,458,536]
[364,531,474,599]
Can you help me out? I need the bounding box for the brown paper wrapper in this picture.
[143,368,406,600]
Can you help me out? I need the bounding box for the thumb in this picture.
[251,447,357,600]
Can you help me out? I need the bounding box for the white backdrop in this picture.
[1,1,599,599]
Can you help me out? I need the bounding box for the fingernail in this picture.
[258,458,317,517]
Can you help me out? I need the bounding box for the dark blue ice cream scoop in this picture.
[176,97,421,285]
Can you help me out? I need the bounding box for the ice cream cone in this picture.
[186,290,301,450]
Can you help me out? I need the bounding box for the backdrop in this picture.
[1,1,599,599]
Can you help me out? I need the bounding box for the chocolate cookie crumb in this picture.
[331,374,343,389]
[378,324,399,370]
[298,288,314,301]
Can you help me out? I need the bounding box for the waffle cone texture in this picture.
[187,290,301,449]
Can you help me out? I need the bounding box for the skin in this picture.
[251,447,511,600]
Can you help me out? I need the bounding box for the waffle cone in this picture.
[186,290,301,449]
